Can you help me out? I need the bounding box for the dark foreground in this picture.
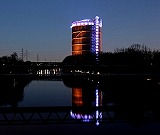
[0,123,160,135]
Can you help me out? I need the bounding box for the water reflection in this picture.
[63,76,106,125]
[1,74,160,127]
[0,75,31,107]
[62,75,160,126]
[70,86,102,125]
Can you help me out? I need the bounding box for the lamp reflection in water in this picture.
[70,84,102,126]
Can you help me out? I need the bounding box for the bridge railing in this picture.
[0,106,115,125]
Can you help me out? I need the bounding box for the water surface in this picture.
[19,80,72,107]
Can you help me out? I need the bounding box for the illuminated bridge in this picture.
[1,62,62,76]
[30,62,62,76]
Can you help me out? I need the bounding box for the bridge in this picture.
[24,62,62,76]
[0,106,157,126]
[0,106,115,125]
[1,61,160,76]
[0,62,62,76]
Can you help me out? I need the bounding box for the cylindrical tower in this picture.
[71,16,102,55]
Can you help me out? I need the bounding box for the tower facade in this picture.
[71,16,102,55]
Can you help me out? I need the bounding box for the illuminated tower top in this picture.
[71,16,102,28]
[71,16,102,56]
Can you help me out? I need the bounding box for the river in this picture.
[1,75,160,132]
[19,80,72,107]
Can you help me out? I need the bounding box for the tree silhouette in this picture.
[62,44,160,74]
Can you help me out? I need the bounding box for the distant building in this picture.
[71,16,102,56]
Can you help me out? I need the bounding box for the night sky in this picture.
[0,0,160,62]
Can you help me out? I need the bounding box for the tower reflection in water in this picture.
[70,82,103,126]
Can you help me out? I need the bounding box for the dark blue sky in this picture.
[0,0,160,61]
